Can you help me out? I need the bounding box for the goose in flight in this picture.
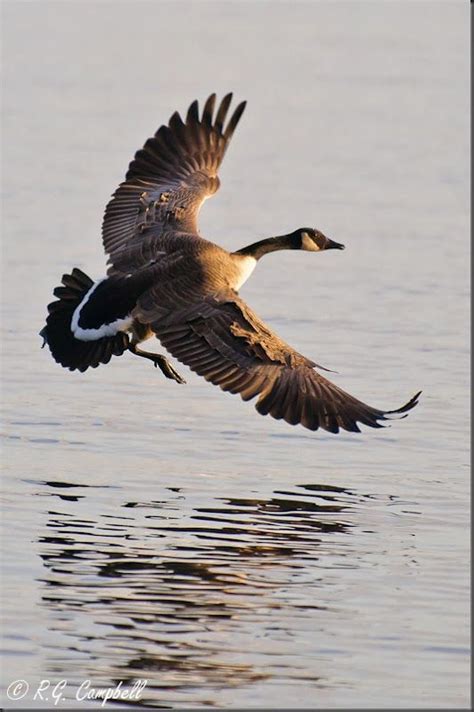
[40,93,420,434]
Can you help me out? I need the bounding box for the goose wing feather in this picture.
[135,286,420,434]
[102,93,246,275]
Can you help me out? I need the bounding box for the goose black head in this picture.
[294,228,345,252]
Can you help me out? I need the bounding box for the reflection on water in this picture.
[37,479,372,707]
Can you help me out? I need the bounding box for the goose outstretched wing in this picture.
[102,94,246,275]
[136,285,420,434]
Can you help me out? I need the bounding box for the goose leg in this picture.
[128,343,186,384]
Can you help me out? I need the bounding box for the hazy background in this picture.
[1,1,470,709]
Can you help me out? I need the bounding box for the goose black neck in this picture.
[234,232,299,260]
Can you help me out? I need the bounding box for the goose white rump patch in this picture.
[71,278,133,341]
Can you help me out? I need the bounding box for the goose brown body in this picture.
[41,93,420,434]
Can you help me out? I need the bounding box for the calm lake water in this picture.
[2,1,470,709]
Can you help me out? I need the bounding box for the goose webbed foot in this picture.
[153,354,186,384]
[129,344,186,384]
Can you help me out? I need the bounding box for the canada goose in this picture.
[40,93,420,434]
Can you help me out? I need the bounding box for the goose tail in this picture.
[40,268,130,372]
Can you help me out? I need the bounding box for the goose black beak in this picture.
[325,238,345,250]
